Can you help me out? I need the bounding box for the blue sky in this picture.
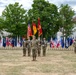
[0,0,76,16]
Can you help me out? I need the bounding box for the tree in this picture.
[2,2,27,37]
[59,4,75,37]
[0,16,5,32]
[28,0,59,39]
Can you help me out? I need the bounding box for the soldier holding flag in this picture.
[23,22,33,56]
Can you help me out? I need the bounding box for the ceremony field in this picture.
[0,47,76,75]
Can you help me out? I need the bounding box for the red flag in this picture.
[32,22,37,35]
[50,38,55,48]
[38,18,42,36]
[56,41,61,48]
[6,37,9,46]
[27,23,32,38]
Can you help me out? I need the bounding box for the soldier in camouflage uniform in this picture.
[27,37,31,56]
[31,35,38,61]
[73,39,76,53]
[23,38,27,56]
[37,37,41,56]
[42,38,47,56]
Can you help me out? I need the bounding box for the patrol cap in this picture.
[32,35,36,39]
[43,38,45,40]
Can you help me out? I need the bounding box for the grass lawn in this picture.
[0,47,76,75]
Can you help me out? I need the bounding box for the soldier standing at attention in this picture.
[31,35,38,61]
[42,38,47,56]
[37,37,41,56]
[23,38,27,56]
[73,39,76,53]
[27,37,31,56]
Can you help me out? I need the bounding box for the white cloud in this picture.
[72,6,76,12]
[46,0,64,6]
[47,0,76,13]
[18,0,33,9]
[0,7,4,15]
[0,0,76,16]
[0,0,33,15]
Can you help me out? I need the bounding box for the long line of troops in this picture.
[23,35,47,61]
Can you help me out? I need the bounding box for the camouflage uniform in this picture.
[27,39,31,56]
[37,38,41,56]
[31,36,38,61]
[42,38,47,56]
[23,40,27,56]
[73,39,76,53]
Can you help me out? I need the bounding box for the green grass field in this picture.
[0,47,76,75]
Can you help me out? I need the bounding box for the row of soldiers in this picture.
[23,35,47,61]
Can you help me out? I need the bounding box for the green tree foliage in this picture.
[2,2,27,37]
[59,4,75,36]
[28,0,59,38]
[1,1,75,39]
[0,16,5,31]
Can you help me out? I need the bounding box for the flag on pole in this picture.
[38,18,42,36]
[9,38,13,47]
[60,38,64,48]
[3,37,6,47]
[0,36,3,47]
[32,22,37,35]
[27,23,32,38]
[65,38,69,48]
[0,37,1,47]
[50,37,55,48]
[17,36,20,47]
[14,37,17,47]
[6,37,9,46]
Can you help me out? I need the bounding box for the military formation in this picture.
[22,35,76,61]
[22,35,47,61]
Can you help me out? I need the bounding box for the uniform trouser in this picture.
[37,46,41,56]
[23,48,26,56]
[74,47,76,53]
[28,47,31,56]
[42,46,46,56]
[32,49,37,61]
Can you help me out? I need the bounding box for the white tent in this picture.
[0,31,12,37]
